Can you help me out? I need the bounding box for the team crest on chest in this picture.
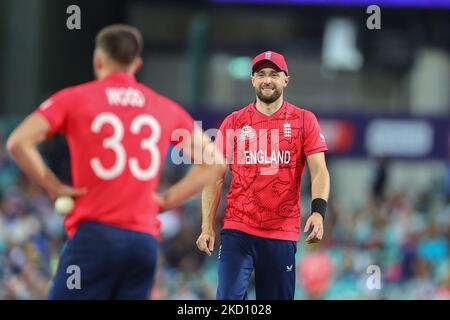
[283,123,291,138]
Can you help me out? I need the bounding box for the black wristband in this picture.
[311,198,327,220]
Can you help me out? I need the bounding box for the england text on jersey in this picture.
[243,150,291,164]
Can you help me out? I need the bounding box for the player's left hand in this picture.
[152,193,168,213]
[196,230,215,256]
[304,212,324,244]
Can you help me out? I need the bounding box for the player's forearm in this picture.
[310,168,330,201]
[162,163,225,209]
[6,141,61,194]
[201,178,224,232]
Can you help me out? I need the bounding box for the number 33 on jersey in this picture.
[90,112,161,181]
[35,73,195,239]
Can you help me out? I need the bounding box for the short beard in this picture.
[255,87,282,104]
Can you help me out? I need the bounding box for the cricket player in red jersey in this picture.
[196,51,330,299]
[6,24,223,299]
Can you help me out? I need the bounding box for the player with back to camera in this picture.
[7,24,224,299]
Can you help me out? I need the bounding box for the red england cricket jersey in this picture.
[217,101,327,241]
[36,72,194,239]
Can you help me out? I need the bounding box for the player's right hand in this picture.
[152,193,170,213]
[196,230,215,256]
[48,183,87,202]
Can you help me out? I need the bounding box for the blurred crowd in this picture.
[0,130,449,300]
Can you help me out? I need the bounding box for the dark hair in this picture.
[95,24,143,66]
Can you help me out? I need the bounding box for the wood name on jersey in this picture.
[105,87,145,108]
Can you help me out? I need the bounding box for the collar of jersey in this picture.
[102,72,137,83]
[252,100,286,118]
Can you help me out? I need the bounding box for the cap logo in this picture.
[265,51,272,59]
